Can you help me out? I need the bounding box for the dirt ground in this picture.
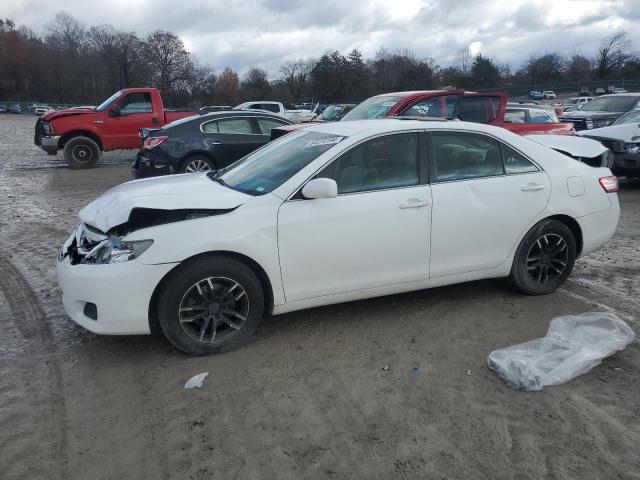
[1,113,639,480]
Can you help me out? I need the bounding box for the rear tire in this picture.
[510,219,576,295]
[180,155,216,174]
[63,136,100,169]
[156,256,264,355]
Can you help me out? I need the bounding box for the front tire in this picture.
[63,136,100,169]
[510,219,576,295]
[156,256,264,355]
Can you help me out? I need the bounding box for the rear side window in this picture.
[257,118,288,134]
[458,97,497,123]
[254,103,280,113]
[316,133,419,194]
[217,118,253,134]
[432,132,503,181]
[201,121,218,133]
[502,145,539,174]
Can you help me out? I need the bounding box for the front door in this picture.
[428,130,551,277]
[103,92,156,149]
[277,132,432,302]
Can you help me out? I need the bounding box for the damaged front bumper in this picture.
[56,223,177,334]
[57,255,177,335]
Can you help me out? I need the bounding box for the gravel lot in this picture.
[1,114,639,480]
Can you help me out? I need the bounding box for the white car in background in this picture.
[543,91,557,99]
[233,101,317,123]
[57,119,620,355]
[561,97,592,112]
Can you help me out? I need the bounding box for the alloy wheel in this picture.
[525,234,569,285]
[178,276,249,344]
[185,159,213,173]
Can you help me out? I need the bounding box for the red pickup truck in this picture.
[34,88,197,168]
[272,90,574,139]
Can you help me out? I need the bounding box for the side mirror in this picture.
[108,104,122,117]
[302,178,338,199]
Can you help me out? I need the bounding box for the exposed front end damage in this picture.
[60,207,236,265]
[525,134,613,168]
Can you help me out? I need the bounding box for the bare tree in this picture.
[455,47,473,77]
[142,31,195,97]
[241,67,271,100]
[595,32,637,79]
[279,60,310,101]
[45,11,86,56]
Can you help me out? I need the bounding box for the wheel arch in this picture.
[59,130,104,150]
[148,250,275,336]
[546,214,583,256]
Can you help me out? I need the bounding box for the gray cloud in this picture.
[4,0,640,76]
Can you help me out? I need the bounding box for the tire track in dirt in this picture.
[0,255,69,479]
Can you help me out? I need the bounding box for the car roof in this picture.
[302,118,509,137]
[597,93,640,97]
[370,90,448,99]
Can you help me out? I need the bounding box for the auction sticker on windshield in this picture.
[304,136,344,148]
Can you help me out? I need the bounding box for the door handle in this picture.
[152,117,159,125]
[210,140,224,145]
[521,183,545,191]
[92,120,103,125]
[399,199,430,209]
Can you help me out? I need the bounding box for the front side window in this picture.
[401,95,458,118]
[257,117,288,134]
[341,95,402,121]
[315,133,419,194]
[432,132,503,181]
[503,145,539,174]
[220,131,346,195]
[217,118,253,134]
[259,104,280,113]
[119,93,152,114]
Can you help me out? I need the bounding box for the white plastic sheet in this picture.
[184,372,209,389]
[488,312,635,391]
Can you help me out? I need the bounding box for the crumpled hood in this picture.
[525,134,608,158]
[79,173,250,232]
[42,107,95,121]
[577,122,640,143]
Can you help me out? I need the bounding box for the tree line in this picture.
[1,12,640,107]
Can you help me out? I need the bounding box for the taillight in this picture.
[599,176,618,193]
[143,136,168,150]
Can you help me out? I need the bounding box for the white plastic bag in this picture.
[488,312,635,391]
[184,372,209,389]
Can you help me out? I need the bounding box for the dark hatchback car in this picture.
[132,111,292,178]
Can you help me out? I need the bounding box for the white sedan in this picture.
[56,120,620,355]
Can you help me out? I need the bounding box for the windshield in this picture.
[94,90,124,112]
[341,95,402,121]
[318,105,343,121]
[613,110,640,125]
[219,131,346,195]
[579,96,638,112]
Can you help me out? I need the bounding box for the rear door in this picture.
[428,130,551,278]
[200,117,265,165]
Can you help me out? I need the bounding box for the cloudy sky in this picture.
[5,0,640,76]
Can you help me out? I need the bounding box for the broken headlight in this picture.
[89,237,154,264]
[59,224,153,264]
